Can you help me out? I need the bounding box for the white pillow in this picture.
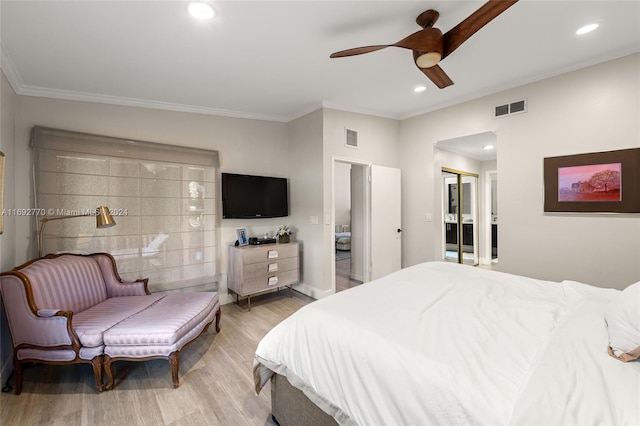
[605,282,640,362]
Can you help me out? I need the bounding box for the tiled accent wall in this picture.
[33,126,219,292]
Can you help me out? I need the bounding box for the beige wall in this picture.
[401,53,640,289]
[1,72,17,269]
[3,54,639,298]
[2,54,639,385]
[10,95,291,303]
[1,70,18,386]
[334,162,351,228]
[288,109,325,297]
[323,108,401,293]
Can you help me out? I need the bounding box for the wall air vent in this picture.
[494,99,527,118]
[495,104,509,117]
[345,128,358,149]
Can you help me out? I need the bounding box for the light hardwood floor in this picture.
[335,257,362,293]
[0,290,312,426]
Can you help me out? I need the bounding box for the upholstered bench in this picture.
[0,252,221,394]
[102,291,218,389]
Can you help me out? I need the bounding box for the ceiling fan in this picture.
[329,0,519,89]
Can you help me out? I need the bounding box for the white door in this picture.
[370,165,402,280]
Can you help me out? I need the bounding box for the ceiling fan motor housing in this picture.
[406,27,444,68]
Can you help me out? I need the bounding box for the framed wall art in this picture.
[543,147,640,213]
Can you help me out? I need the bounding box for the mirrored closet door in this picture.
[442,168,478,265]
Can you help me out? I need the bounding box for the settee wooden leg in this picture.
[91,356,104,392]
[169,351,180,388]
[103,355,116,391]
[215,309,221,333]
[13,356,23,395]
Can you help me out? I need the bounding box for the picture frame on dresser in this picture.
[236,228,249,246]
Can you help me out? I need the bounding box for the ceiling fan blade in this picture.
[393,28,443,51]
[413,51,454,88]
[330,45,391,58]
[442,0,518,59]
[331,27,443,59]
[420,65,454,89]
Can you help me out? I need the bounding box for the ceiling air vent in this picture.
[494,99,527,118]
[345,128,358,149]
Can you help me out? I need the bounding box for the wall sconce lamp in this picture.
[38,206,116,257]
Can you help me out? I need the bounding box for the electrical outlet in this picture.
[425,213,432,222]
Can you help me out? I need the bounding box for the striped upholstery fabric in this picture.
[72,294,166,347]
[91,254,148,297]
[2,252,220,392]
[104,292,218,347]
[23,255,108,313]
[104,306,217,358]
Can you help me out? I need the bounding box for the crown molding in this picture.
[0,42,294,123]
[0,41,24,94]
[1,41,393,124]
[15,84,296,123]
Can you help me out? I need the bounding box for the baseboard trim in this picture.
[293,283,333,300]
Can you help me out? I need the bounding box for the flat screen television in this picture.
[221,173,289,219]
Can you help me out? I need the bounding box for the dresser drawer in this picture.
[243,257,298,279]
[239,270,299,296]
[228,242,300,302]
[242,244,298,264]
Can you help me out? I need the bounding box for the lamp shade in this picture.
[96,206,116,228]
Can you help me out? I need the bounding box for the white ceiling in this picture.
[436,131,498,161]
[1,1,639,123]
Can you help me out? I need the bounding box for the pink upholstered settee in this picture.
[0,252,221,394]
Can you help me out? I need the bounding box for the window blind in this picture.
[31,126,219,293]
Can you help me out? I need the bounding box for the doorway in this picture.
[334,161,363,292]
[331,158,402,293]
[435,131,497,266]
[442,168,479,265]
[486,171,498,265]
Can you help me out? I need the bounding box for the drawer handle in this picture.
[268,263,278,272]
[268,276,278,286]
[268,250,279,259]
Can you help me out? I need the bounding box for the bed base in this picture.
[271,373,338,426]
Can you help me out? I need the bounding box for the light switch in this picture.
[425,213,432,222]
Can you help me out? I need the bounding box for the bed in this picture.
[254,261,640,425]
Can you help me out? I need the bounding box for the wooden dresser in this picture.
[228,242,299,309]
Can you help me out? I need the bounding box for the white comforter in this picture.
[254,262,640,425]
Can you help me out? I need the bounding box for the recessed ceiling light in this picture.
[414,85,427,93]
[188,2,215,20]
[483,145,494,150]
[576,23,599,35]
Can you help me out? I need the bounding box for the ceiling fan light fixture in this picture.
[416,52,442,69]
[188,2,215,20]
[576,23,599,35]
